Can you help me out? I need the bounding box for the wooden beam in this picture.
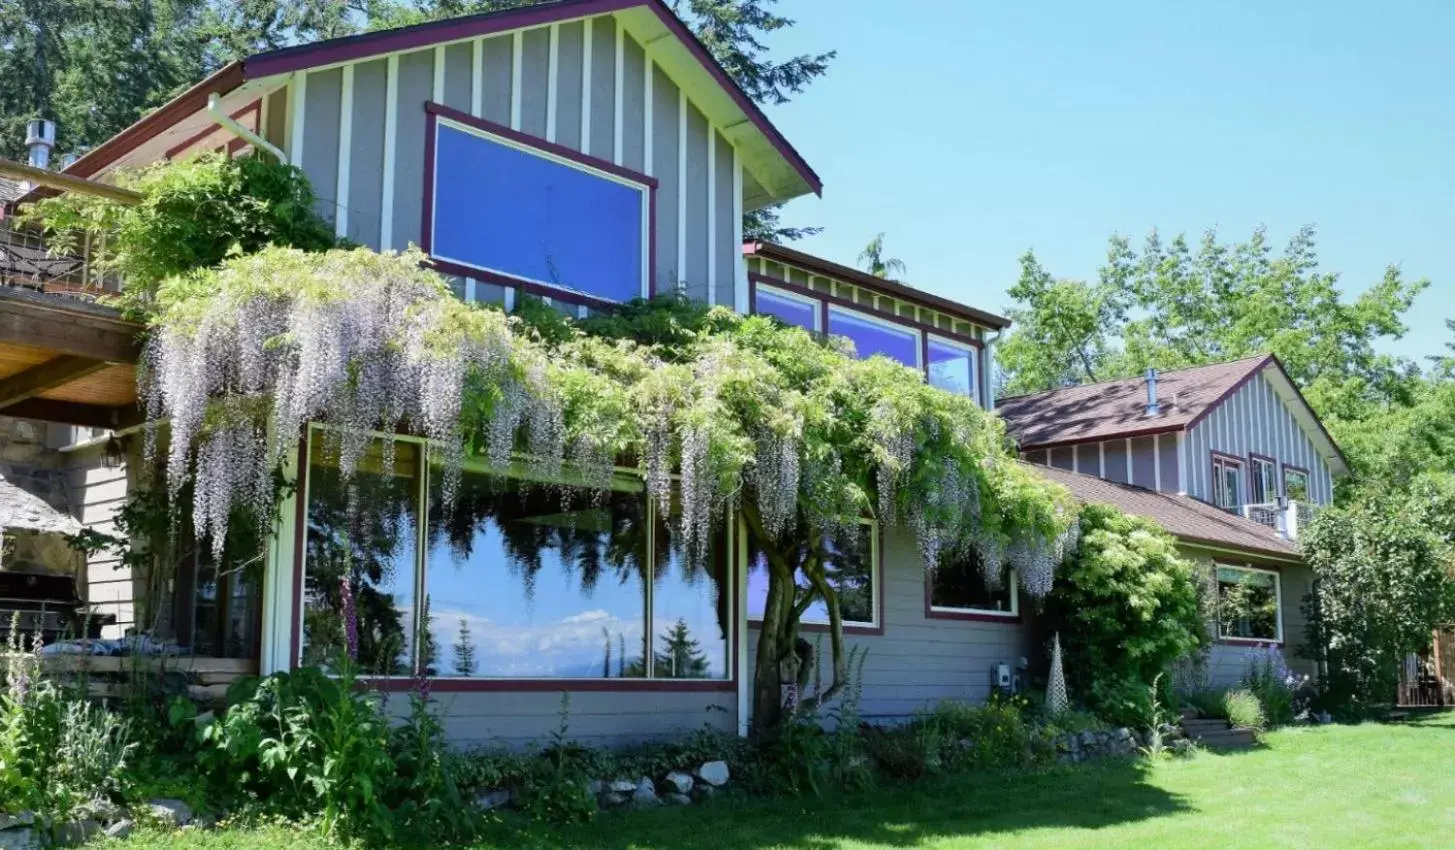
[0,158,142,206]
[1,398,141,430]
[0,355,108,409]
[0,289,141,363]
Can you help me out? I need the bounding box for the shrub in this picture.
[1181,688,1229,720]
[1223,689,1267,731]
[1046,504,1209,718]
[1242,645,1297,727]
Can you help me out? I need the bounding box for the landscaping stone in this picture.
[665,793,692,806]
[0,814,32,831]
[602,792,630,807]
[632,778,660,807]
[105,820,135,840]
[145,798,194,827]
[609,778,639,794]
[664,771,694,795]
[54,819,102,846]
[475,790,511,811]
[586,779,604,796]
[697,760,730,787]
[0,827,35,850]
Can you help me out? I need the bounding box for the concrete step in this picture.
[1181,719,1231,732]
[1189,727,1258,750]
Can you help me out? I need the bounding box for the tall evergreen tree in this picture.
[653,617,710,679]
[452,616,478,676]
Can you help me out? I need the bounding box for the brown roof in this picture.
[1032,463,1300,559]
[743,241,1012,330]
[0,177,24,206]
[997,355,1271,449]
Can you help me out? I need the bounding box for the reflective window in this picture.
[1212,456,1243,512]
[1284,468,1310,502]
[650,498,731,679]
[1250,457,1278,504]
[429,114,648,303]
[930,553,1016,617]
[745,523,877,628]
[827,307,920,367]
[1216,565,1282,642]
[302,435,421,675]
[927,335,978,400]
[755,285,820,332]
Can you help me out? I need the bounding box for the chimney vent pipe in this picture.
[25,119,56,170]
[1145,368,1161,416]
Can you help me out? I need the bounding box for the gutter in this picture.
[208,93,287,164]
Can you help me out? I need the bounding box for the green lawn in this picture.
[104,713,1455,850]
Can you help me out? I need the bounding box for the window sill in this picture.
[747,620,884,637]
[926,608,1020,624]
[361,677,735,693]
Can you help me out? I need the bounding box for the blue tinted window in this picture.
[928,336,977,400]
[828,307,920,367]
[756,286,819,331]
[430,119,646,302]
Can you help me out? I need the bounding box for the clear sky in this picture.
[758,0,1453,362]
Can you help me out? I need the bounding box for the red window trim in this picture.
[420,101,659,308]
[289,431,741,691]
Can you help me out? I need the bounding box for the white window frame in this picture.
[1249,455,1278,503]
[755,282,823,332]
[297,425,735,683]
[1212,455,1244,511]
[427,114,653,303]
[926,333,980,404]
[826,304,923,369]
[928,567,1018,619]
[1214,563,1284,644]
[745,517,880,630]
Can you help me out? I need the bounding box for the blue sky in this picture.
[759,0,1453,363]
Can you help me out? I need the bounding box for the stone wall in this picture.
[0,417,81,577]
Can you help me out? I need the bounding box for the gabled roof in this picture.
[998,354,1350,476]
[744,241,1012,330]
[59,0,819,208]
[1032,463,1300,561]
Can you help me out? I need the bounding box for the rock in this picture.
[632,778,660,807]
[609,778,639,794]
[602,792,630,807]
[697,760,730,787]
[145,798,193,828]
[53,819,101,846]
[77,800,124,824]
[692,784,716,802]
[586,780,604,796]
[475,790,511,811]
[0,828,34,850]
[0,813,33,831]
[105,820,135,840]
[1115,727,1133,741]
[665,793,692,806]
[663,771,694,795]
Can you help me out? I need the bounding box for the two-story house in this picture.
[999,355,1351,685]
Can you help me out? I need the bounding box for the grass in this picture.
[101,712,1455,850]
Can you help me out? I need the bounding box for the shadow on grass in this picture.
[478,759,1192,850]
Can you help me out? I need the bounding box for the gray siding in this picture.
[1103,440,1129,484]
[1130,436,1156,489]
[292,15,738,309]
[1185,370,1334,506]
[1158,435,1180,493]
[405,690,734,749]
[748,527,1033,724]
[1048,446,1073,471]
[66,444,136,639]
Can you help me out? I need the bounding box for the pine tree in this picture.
[654,618,710,679]
[451,616,477,677]
[1047,632,1069,716]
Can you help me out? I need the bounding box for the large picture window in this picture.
[299,430,730,683]
[755,284,821,332]
[1215,564,1282,643]
[927,335,979,402]
[928,553,1016,620]
[745,521,878,630]
[827,306,920,368]
[425,104,653,305]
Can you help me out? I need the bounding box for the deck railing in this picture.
[1241,500,1318,541]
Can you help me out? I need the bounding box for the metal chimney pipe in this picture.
[25,119,56,170]
[1145,368,1160,416]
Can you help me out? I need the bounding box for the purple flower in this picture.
[414,671,432,703]
[339,574,359,662]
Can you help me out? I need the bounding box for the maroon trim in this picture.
[745,242,1009,329]
[65,62,246,180]
[365,678,734,693]
[243,0,820,197]
[226,136,250,156]
[426,102,659,188]
[1211,450,1245,465]
[1017,427,1181,453]
[647,189,658,297]
[420,109,438,256]
[749,272,985,348]
[1249,452,1278,465]
[289,434,310,670]
[165,99,260,161]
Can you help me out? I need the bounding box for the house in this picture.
[999,356,1352,685]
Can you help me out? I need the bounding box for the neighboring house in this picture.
[999,356,1352,686]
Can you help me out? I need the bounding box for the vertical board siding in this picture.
[619,36,646,172]
[346,59,388,247]
[1158,435,1180,493]
[1129,436,1157,489]
[300,68,343,226]
[443,43,473,111]
[683,103,710,301]
[589,16,616,159]
[713,129,735,306]
[1188,371,1334,506]
[263,88,288,150]
[480,36,513,125]
[519,28,550,138]
[651,64,680,293]
[554,21,585,150]
[1049,446,1073,471]
[390,49,433,250]
[746,527,1033,724]
[1103,440,1129,484]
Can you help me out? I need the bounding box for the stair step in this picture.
[1189,727,1258,749]
[1182,720,1230,731]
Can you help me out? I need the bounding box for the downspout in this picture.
[207,93,287,164]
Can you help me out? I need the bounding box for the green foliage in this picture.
[1300,475,1455,715]
[27,154,336,306]
[858,233,906,280]
[1180,688,1229,720]
[863,697,1041,781]
[1241,647,1297,727]
[999,250,1127,393]
[1222,689,1267,732]
[1046,504,1209,718]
